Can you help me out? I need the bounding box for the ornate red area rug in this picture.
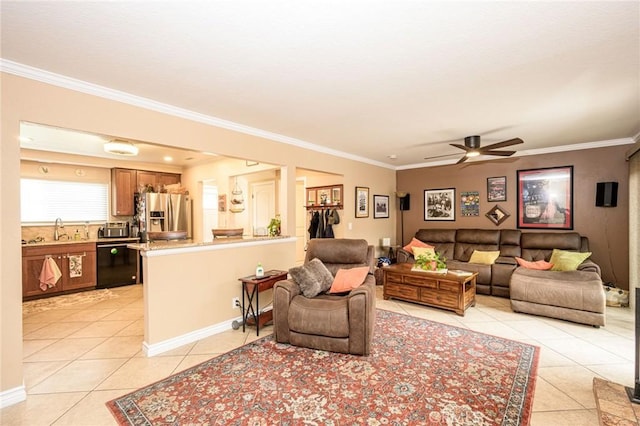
[107,309,538,425]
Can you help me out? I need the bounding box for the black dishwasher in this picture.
[96,240,138,288]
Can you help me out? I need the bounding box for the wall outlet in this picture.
[232,297,241,309]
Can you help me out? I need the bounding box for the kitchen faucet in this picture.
[53,217,66,241]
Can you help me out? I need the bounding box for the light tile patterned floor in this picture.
[0,284,635,425]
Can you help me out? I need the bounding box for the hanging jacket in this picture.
[315,209,325,239]
[308,211,320,239]
[323,209,335,238]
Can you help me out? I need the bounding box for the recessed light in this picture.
[163,156,173,162]
[388,154,397,159]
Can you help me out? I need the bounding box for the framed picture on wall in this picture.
[373,195,389,218]
[460,191,480,216]
[487,176,507,201]
[486,204,510,226]
[424,188,455,221]
[355,186,369,218]
[516,166,573,229]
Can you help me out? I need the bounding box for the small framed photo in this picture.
[487,176,507,202]
[486,204,510,226]
[318,188,331,205]
[307,189,316,206]
[355,186,369,218]
[332,187,341,205]
[373,195,389,219]
[424,188,455,221]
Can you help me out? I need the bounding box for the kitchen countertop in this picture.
[22,237,140,247]
[128,235,291,252]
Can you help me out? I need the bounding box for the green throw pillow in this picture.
[468,250,500,265]
[549,249,591,271]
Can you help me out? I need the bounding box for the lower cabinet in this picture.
[22,242,97,299]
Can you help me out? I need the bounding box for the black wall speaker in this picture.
[400,194,410,211]
[595,182,618,207]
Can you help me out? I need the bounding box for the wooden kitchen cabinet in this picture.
[136,170,157,189]
[22,242,97,300]
[158,173,181,186]
[111,168,181,216]
[111,168,137,216]
[137,171,181,189]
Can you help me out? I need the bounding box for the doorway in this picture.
[251,181,275,236]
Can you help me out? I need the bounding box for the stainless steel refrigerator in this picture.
[140,193,192,240]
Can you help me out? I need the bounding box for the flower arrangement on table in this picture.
[412,247,447,274]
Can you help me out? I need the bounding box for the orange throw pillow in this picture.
[515,257,554,270]
[329,267,369,293]
[402,238,434,254]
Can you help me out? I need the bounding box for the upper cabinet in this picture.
[111,168,181,216]
[112,168,137,216]
[306,184,343,210]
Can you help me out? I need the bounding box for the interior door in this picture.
[251,181,275,236]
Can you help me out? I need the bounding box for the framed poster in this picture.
[487,176,507,202]
[460,191,480,216]
[355,186,369,218]
[516,166,573,229]
[424,188,455,221]
[373,195,389,219]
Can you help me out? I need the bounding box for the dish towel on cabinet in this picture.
[68,255,83,278]
[39,257,62,291]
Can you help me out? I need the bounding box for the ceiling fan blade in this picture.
[450,143,472,152]
[479,150,517,157]
[481,138,523,150]
[423,153,460,160]
[456,155,468,164]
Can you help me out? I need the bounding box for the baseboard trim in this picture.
[0,384,26,409]
[142,317,243,357]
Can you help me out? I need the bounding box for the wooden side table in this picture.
[237,270,288,335]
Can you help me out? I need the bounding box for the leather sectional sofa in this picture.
[397,228,606,326]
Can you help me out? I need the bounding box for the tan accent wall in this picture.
[397,145,630,289]
[1,73,395,399]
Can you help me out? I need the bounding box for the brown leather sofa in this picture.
[273,239,376,355]
[510,232,605,326]
[397,228,601,297]
[397,228,606,326]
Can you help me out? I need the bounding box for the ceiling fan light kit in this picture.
[104,140,139,156]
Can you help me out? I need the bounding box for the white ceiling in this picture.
[2,1,639,168]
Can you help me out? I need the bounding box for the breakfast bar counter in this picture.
[134,236,296,357]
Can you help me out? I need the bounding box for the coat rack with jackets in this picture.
[305,184,343,239]
[308,208,340,239]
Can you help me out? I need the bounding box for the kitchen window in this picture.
[21,178,108,223]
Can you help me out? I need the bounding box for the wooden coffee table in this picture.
[382,263,477,316]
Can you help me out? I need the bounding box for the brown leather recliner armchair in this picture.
[273,239,376,355]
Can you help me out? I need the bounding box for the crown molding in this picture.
[0,59,394,170]
[397,137,636,170]
[2,59,634,172]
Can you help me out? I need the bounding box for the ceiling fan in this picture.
[424,135,524,164]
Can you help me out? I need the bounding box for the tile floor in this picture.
[1,284,635,425]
